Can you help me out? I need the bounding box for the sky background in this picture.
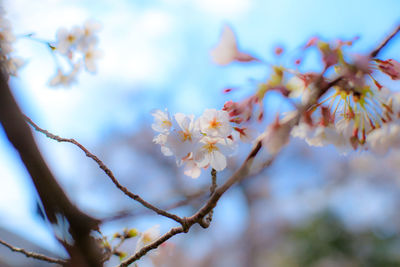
[1,0,400,261]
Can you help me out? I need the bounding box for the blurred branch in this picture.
[0,239,66,265]
[24,115,185,225]
[370,24,400,58]
[0,67,102,265]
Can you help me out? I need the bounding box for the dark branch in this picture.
[24,115,184,225]
[0,65,102,265]
[119,227,184,267]
[370,24,400,58]
[0,239,66,265]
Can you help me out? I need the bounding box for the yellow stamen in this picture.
[179,131,192,142]
[162,120,172,127]
[142,233,152,244]
[203,142,218,153]
[209,117,222,129]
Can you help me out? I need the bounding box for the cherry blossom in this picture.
[151,109,173,133]
[49,64,80,87]
[0,11,23,77]
[55,26,83,55]
[153,133,173,156]
[198,109,232,137]
[166,113,200,158]
[77,20,101,52]
[210,25,259,66]
[152,108,244,176]
[367,123,400,155]
[182,155,202,179]
[194,136,235,171]
[83,45,102,73]
[136,225,160,252]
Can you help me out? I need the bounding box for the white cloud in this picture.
[194,0,253,18]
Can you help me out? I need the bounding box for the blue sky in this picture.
[1,0,400,257]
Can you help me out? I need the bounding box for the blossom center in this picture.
[179,130,192,142]
[208,117,222,129]
[67,34,76,43]
[142,233,152,244]
[203,142,218,153]
[162,120,172,127]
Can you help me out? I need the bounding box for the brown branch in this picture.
[102,188,207,222]
[24,115,184,225]
[119,227,184,267]
[370,24,400,58]
[0,65,102,265]
[200,168,217,227]
[118,140,266,266]
[0,239,66,265]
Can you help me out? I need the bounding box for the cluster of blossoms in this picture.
[0,8,24,77]
[152,108,258,178]
[211,25,400,155]
[49,20,102,87]
[286,39,400,155]
[153,26,400,180]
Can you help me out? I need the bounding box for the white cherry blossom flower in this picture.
[151,109,172,133]
[194,136,234,171]
[77,20,101,52]
[55,26,83,55]
[153,133,173,156]
[291,123,314,140]
[198,109,232,137]
[49,63,80,87]
[136,225,160,252]
[166,113,200,158]
[182,156,202,178]
[210,25,259,66]
[335,117,354,140]
[0,23,15,54]
[83,45,102,73]
[3,56,24,77]
[367,123,400,155]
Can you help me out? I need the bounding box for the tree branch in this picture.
[119,227,184,267]
[370,24,400,58]
[24,115,184,225]
[200,168,217,227]
[118,140,266,266]
[0,65,102,266]
[0,239,66,265]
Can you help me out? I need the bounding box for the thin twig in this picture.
[370,24,400,58]
[118,140,265,266]
[0,239,66,265]
[201,169,217,227]
[102,188,207,222]
[119,227,185,267]
[24,115,184,225]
